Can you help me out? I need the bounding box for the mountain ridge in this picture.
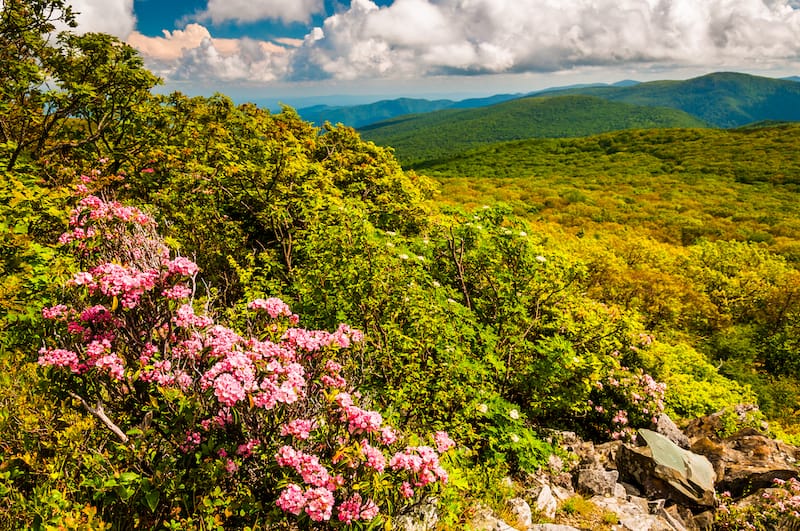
[359,94,709,164]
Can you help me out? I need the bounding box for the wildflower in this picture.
[433,431,456,453]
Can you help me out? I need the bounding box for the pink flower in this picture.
[213,373,246,407]
[37,348,79,372]
[248,297,293,319]
[400,481,414,498]
[361,440,387,472]
[380,426,399,446]
[337,493,362,524]
[276,484,306,515]
[164,256,198,276]
[433,431,455,453]
[42,305,69,320]
[280,419,316,440]
[304,487,334,522]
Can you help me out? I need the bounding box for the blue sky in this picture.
[67,0,800,106]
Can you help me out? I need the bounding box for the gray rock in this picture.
[617,429,716,508]
[394,497,439,531]
[528,485,556,520]
[690,429,800,497]
[507,497,533,529]
[576,467,619,497]
[655,413,691,449]
[590,496,676,531]
[468,506,516,531]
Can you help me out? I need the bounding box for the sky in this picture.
[63,0,800,106]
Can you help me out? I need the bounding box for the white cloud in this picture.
[128,24,245,61]
[126,0,800,86]
[68,0,136,38]
[201,0,325,25]
[294,0,800,80]
[169,36,291,82]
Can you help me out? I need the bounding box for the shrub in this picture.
[34,179,453,529]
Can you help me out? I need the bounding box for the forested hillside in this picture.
[2,2,800,530]
[532,72,800,127]
[361,95,708,164]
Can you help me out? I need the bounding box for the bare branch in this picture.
[68,391,130,445]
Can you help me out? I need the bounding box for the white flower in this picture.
[535,255,547,263]
[432,280,441,288]
[386,242,395,248]
[509,409,520,420]
[399,253,409,260]
[385,230,397,236]
[519,231,527,237]
[477,403,488,414]
[416,255,425,261]
[509,433,520,443]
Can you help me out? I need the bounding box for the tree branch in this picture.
[68,391,130,445]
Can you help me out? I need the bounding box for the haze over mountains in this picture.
[296,73,800,145]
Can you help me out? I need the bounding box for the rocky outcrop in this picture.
[690,428,800,497]
[617,429,716,509]
[399,408,798,531]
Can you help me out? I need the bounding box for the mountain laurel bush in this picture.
[36,175,453,529]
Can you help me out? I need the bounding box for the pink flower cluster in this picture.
[337,493,378,524]
[74,263,159,309]
[275,446,338,490]
[335,392,383,434]
[248,297,294,319]
[41,186,454,529]
[389,445,449,488]
[58,194,155,246]
[280,419,316,440]
[276,484,337,522]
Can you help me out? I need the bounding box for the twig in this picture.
[68,391,130,445]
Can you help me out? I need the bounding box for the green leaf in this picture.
[145,489,160,513]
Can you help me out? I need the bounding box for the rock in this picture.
[530,485,557,520]
[551,484,575,502]
[468,505,516,531]
[690,429,800,497]
[657,504,692,531]
[655,413,691,449]
[691,510,715,531]
[617,429,716,509]
[394,497,439,531]
[507,497,533,529]
[683,404,762,442]
[590,495,675,531]
[576,467,619,497]
[529,526,581,531]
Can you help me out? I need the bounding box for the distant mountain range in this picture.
[295,80,646,128]
[359,95,708,164]
[530,72,800,128]
[297,72,799,131]
[296,94,521,129]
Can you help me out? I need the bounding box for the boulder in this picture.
[507,497,533,529]
[576,467,619,497]
[617,429,716,509]
[690,428,800,497]
[655,413,691,449]
[590,495,677,531]
[529,485,557,520]
[394,497,439,531]
[468,506,516,531]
